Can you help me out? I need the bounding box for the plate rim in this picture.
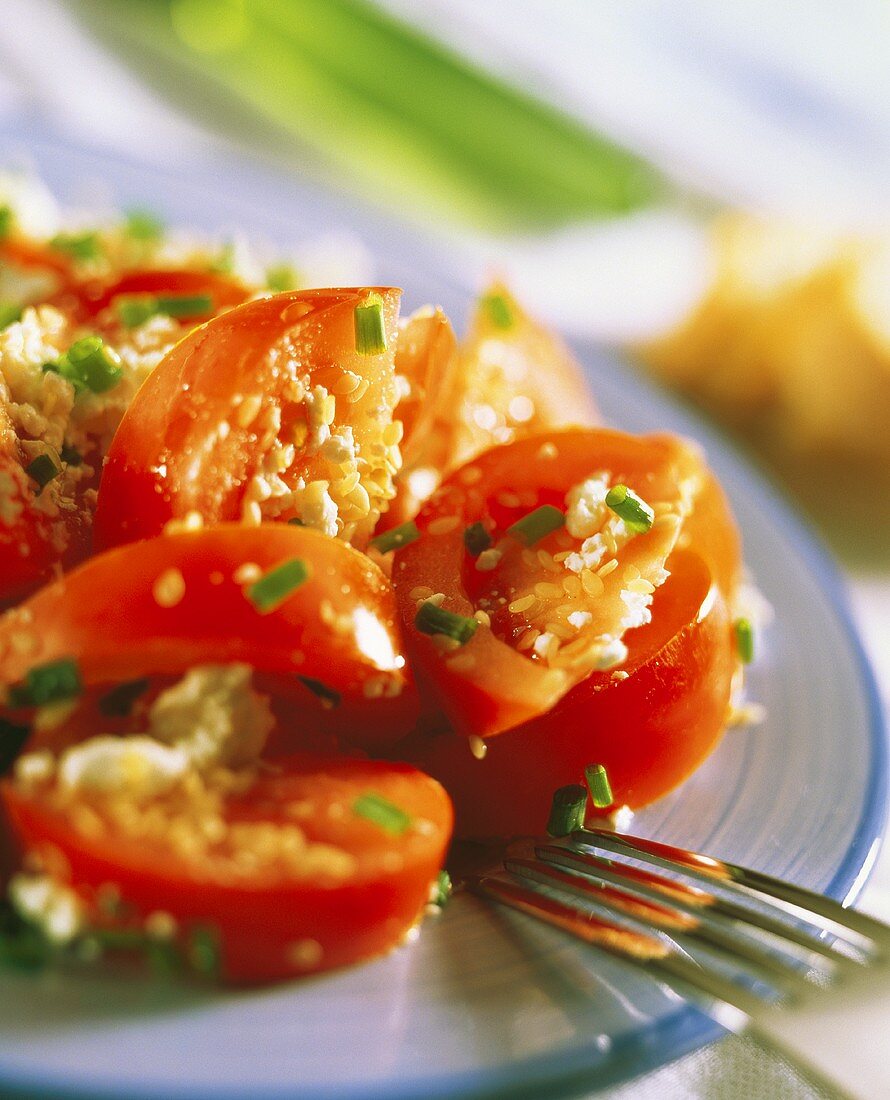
[0,124,886,1100]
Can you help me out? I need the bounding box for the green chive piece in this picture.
[480,292,514,330]
[353,791,412,835]
[463,521,492,557]
[354,294,387,355]
[186,924,221,978]
[432,869,452,908]
[25,454,59,492]
[735,617,755,664]
[369,521,420,554]
[605,484,654,534]
[49,231,101,262]
[47,336,122,394]
[266,263,300,292]
[0,302,22,330]
[246,558,310,613]
[124,208,164,242]
[98,678,151,718]
[155,294,213,318]
[8,657,82,708]
[59,444,83,467]
[546,784,588,837]
[0,205,12,240]
[507,504,564,546]
[297,676,341,710]
[0,717,31,776]
[116,296,157,328]
[415,602,478,646]
[585,763,614,809]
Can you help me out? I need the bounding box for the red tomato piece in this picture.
[2,752,452,983]
[402,549,734,835]
[76,268,249,325]
[393,428,740,739]
[95,288,404,550]
[0,524,418,750]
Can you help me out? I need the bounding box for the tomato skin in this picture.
[0,524,418,750]
[402,550,734,836]
[2,753,452,983]
[94,288,402,551]
[393,427,736,739]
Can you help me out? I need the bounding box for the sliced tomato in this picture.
[2,752,452,983]
[402,548,734,835]
[76,268,249,325]
[393,428,740,740]
[0,524,418,750]
[95,288,403,550]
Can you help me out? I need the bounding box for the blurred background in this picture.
[6,0,888,669]
[1,2,889,1095]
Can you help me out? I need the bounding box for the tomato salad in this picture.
[0,193,757,983]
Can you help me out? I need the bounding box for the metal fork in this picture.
[472,828,890,1100]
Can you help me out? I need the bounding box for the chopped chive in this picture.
[735,618,755,664]
[8,657,82,708]
[432,869,452,908]
[463,521,492,557]
[155,294,213,318]
[98,678,151,718]
[266,263,300,292]
[297,676,341,710]
[245,558,310,613]
[0,205,12,240]
[25,454,59,492]
[480,292,514,330]
[585,763,614,809]
[59,444,83,467]
[546,784,588,837]
[0,717,31,775]
[605,484,654,534]
[116,296,157,328]
[507,504,564,546]
[124,208,164,242]
[46,336,122,394]
[0,302,22,330]
[354,293,387,355]
[353,791,412,835]
[186,924,221,978]
[49,231,101,262]
[415,602,478,646]
[369,521,419,554]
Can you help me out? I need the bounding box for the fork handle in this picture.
[751,976,890,1100]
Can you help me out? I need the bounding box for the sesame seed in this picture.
[469,735,487,760]
[508,594,536,614]
[287,938,324,969]
[235,394,263,429]
[427,515,460,536]
[153,567,186,608]
[233,562,262,584]
[597,559,619,578]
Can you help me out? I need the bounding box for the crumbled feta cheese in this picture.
[298,479,339,537]
[148,663,273,769]
[619,588,653,630]
[593,636,629,670]
[564,474,610,539]
[13,750,55,786]
[58,736,190,798]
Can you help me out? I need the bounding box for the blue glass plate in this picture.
[0,124,885,1100]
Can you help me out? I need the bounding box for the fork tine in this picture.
[536,844,854,971]
[576,830,890,952]
[473,873,764,1030]
[507,858,814,995]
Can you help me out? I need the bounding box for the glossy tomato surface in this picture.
[3,752,452,983]
[0,524,418,750]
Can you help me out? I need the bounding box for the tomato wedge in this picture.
[95,288,404,550]
[402,548,734,835]
[2,752,452,983]
[393,428,740,739]
[0,524,418,749]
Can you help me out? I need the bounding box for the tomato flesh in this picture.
[2,753,452,983]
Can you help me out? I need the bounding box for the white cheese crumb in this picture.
[564,474,610,539]
[58,736,191,798]
[148,663,274,769]
[298,479,339,538]
[8,872,84,944]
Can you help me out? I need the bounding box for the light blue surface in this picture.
[0,125,885,1100]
